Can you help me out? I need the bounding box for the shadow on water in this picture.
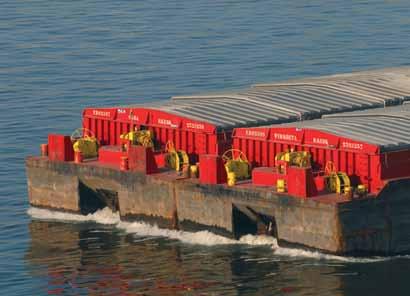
[24,218,410,296]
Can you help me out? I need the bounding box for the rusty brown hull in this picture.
[26,156,410,256]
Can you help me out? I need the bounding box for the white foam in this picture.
[239,234,278,246]
[272,246,386,263]
[117,220,237,246]
[26,207,400,262]
[27,207,120,225]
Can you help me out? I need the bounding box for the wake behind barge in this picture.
[26,68,410,255]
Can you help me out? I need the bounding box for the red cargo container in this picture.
[233,107,410,194]
[81,71,410,161]
[234,127,385,193]
[83,107,229,160]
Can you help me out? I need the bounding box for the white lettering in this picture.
[186,122,205,130]
[342,141,363,150]
[93,110,111,117]
[128,114,139,121]
[274,133,297,141]
[313,137,329,145]
[245,130,266,137]
[158,118,172,126]
[117,109,126,114]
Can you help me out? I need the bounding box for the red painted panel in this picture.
[314,175,326,192]
[128,145,158,174]
[304,129,339,148]
[48,134,74,162]
[102,120,109,145]
[98,146,126,166]
[82,106,225,158]
[252,167,281,186]
[268,142,275,167]
[199,154,227,184]
[154,152,167,168]
[182,118,216,134]
[116,108,149,124]
[82,118,91,139]
[231,124,395,195]
[109,121,116,145]
[255,140,261,165]
[149,110,181,129]
[339,136,378,154]
[196,133,206,154]
[181,130,187,152]
[208,134,218,154]
[269,127,303,144]
[188,131,194,154]
[175,129,181,150]
[371,155,384,193]
[83,108,117,120]
[381,150,410,180]
[287,167,317,198]
[116,122,122,145]
[97,118,103,143]
[91,118,96,138]
[233,127,270,140]
[262,142,268,167]
[248,138,255,166]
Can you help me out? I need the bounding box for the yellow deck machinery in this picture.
[71,128,99,158]
[222,149,250,186]
[324,161,351,195]
[275,150,311,172]
[165,141,189,172]
[120,129,154,148]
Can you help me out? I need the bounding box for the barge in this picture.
[26,68,410,255]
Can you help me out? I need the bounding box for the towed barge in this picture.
[26,68,410,255]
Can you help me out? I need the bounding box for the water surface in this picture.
[2,1,410,295]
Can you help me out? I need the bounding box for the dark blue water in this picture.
[2,1,410,295]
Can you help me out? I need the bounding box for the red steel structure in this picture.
[82,70,410,160]
[232,105,410,194]
[48,134,74,162]
[83,107,229,158]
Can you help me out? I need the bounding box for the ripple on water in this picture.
[4,1,410,294]
[28,207,394,264]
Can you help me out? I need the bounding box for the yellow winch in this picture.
[165,141,189,172]
[275,149,311,168]
[325,172,351,194]
[73,136,99,158]
[324,161,351,195]
[222,149,250,186]
[120,129,154,148]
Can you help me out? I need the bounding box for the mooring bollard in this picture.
[74,151,83,164]
[40,143,48,157]
[120,156,129,171]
